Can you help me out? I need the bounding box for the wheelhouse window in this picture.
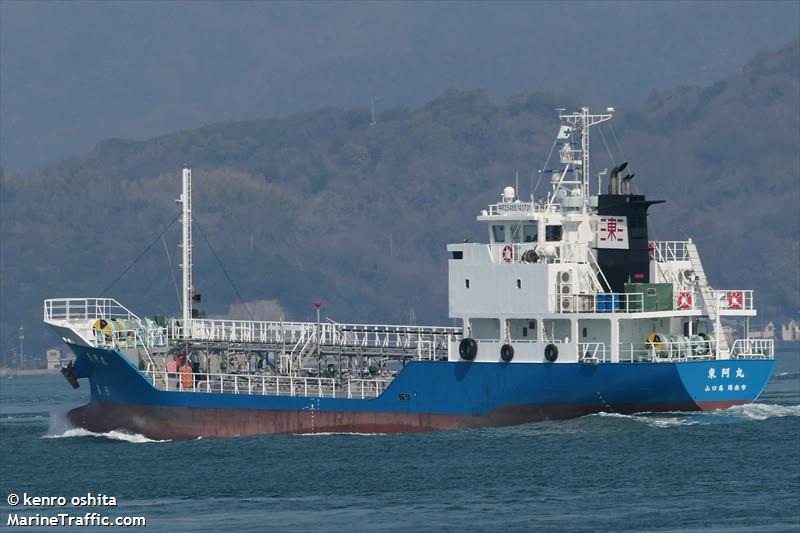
[523,224,538,243]
[492,225,506,243]
[510,224,522,243]
[545,225,563,242]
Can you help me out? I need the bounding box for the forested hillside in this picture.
[1,39,797,360]
[3,2,798,172]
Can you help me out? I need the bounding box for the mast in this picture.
[558,107,614,210]
[179,165,193,338]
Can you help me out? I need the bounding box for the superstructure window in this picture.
[492,225,506,243]
[510,224,522,243]
[465,279,470,289]
[545,225,563,242]
[523,224,538,243]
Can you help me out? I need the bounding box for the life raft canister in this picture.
[544,343,558,362]
[501,244,513,263]
[180,363,194,390]
[677,291,693,310]
[459,338,478,360]
[727,290,743,310]
[500,344,514,362]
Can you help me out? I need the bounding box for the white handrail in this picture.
[651,241,690,262]
[143,369,398,399]
[44,298,140,322]
[712,290,755,311]
[729,338,773,358]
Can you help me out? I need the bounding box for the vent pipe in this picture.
[621,173,635,195]
[608,161,628,195]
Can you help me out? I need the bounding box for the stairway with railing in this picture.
[585,247,611,293]
[685,240,729,354]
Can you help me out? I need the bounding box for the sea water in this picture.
[1,348,798,532]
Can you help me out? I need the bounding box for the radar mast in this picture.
[558,107,613,210]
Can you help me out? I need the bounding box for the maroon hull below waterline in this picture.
[66,400,748,440]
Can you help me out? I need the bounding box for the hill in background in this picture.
[2,1,799,173]
[1,39,798,360]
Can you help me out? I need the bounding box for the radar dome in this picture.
[502,186,515,202]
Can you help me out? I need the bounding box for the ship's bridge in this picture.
[474,186,597,265]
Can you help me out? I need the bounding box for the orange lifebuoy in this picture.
[502,244,513,263]
[727,290,743,310]
[180,364,193,390]
[677,291,693,310]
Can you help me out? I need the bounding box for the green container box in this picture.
[624,283,674,312]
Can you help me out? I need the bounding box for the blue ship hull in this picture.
[64,344,774,439]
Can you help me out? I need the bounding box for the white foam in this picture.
[593,403,800,426]
[715,403,800,421]
[44,428,169,443]
[594,411,634,419]
[593,411,695,427]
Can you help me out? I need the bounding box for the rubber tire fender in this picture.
[544,343,558,362]
[500,344,514,362]
[459,338,478,360]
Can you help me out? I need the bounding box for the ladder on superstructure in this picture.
[686,240,729,354]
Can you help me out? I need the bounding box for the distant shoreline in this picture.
[0,368,61,378]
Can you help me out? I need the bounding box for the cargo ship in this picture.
[45,107,774,439]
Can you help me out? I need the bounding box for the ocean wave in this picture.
[593,411,696,428]
[592,402,800,427]
[714,402,800,421]
[43,428,169,443]
[773,371,800,380]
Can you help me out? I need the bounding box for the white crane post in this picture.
[179,165,193,338]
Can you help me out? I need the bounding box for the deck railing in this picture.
[487,242,591,265]
[170,318,458,355]
[729,338,773,358]
[618,339,716,362]
[578,342,609,362]
[713,290,754,312]
[143,369,395,399]
[556,292,645,314]
[44,298,140,322]
[650,241,690,262]
[346,378,393,399]
[485,201,545,216]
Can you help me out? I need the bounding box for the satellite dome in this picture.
[502,186,515,202]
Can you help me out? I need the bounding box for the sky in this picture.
[1,0,799,173]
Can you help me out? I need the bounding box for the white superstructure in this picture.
[447,107,768,364]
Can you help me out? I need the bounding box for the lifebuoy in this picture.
[459,338,478,360]
[500,344,514,362]
[501,244,513,263]
[727,290,743,310]
[677,291,693,310]
[544,343,558,362]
